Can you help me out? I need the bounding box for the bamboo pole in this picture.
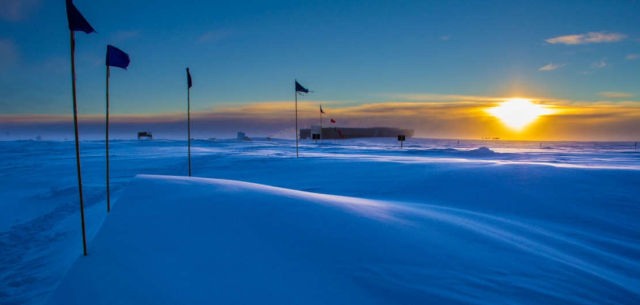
[70,31,88,256]
[319,106,322,141]
[106,65,111,212]
[295,83,299,158]
[188,84,191,176]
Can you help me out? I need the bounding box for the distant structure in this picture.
[300,126,413,140]
[397,134,406,148]
[237,132,251,141]
[137,131,152,140]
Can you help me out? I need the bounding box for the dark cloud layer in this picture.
[1,100,639,141]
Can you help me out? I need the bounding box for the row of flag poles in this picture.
[67,0,321,255]
[66,0,195,255]
[294,81,337,151]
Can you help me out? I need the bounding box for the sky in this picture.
[0,0,639,140]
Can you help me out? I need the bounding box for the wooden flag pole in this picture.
[70,31,88,256]
[295,84,299,158]
[319,106,322,141]
[188,85,191,176]
[105,65,111,212]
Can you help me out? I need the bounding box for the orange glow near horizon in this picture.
[487,98,555,130]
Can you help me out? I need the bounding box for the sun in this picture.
[486,98,554,130]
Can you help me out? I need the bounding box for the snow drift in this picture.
[48,174,639,304]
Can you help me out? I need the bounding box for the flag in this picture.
[187,68,192,88]
[295,80,308,93]
[106,45,130,69]
[320,105,325,114]
[66,0,95,34]
[331,118,336,123]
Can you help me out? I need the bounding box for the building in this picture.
[300,126,413,140]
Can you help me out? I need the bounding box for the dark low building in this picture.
[137,131,152,140]
[300,126,413,140]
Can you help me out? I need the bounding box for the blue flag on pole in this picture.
[295,81,308,93]
[106,45,130,69]
[65,0,95,33]
[187,68,192,88]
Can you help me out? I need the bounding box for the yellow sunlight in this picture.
[487,98,555,130]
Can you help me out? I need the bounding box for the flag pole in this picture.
[105,65,111,212]
[70,30,88,256]
[295,82,299,158]
[319,106,322,141]
[188,82,191,176]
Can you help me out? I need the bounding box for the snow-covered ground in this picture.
[1,138,639,304]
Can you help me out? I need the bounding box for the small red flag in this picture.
[330,119,336,123]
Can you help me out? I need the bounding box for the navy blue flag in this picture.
[66,0,95,34]
[320,105,325,114]
[295,81,308,93]
[106,45,130,69]
[187,68,192,88]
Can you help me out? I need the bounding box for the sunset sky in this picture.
[1,0,639,140]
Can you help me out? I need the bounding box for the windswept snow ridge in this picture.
[1,139,639,304]
[48,175,639,304]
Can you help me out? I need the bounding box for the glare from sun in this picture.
[487,98,554,130]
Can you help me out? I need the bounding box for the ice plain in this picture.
[1,138,639,304]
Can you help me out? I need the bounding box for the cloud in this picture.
[591,59,607,69]
[381,93,509,102]
[538,63,564,71]
[626,54,639,60]
[4,97,640,141]
[0,0,41,21]
[546,32,626,45]
[0,39,19,71]
[197,30,232,44]
[379,93,570,106]
[598,92,633,99]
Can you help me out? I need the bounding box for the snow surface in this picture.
[1,138,639,304]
